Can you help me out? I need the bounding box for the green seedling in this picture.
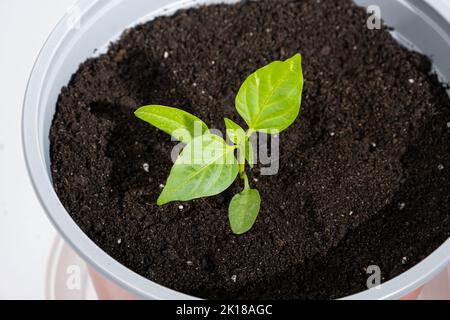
[135,54,304,234]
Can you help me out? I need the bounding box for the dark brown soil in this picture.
[50,0,450,299]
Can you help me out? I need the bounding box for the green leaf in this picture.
[224,118,255,167]
[229,189,261,235]
[135,105,209,144]
[235,54,304,133]
[158,134,239,205]
[224,118,246,145]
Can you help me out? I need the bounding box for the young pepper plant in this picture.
[135,54,304,234]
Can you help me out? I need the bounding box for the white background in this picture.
[0,0,449,299]
[0,0,77,299]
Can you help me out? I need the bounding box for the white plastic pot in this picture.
[23,0,450,300]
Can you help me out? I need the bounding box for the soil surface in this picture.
[50,0,450,299]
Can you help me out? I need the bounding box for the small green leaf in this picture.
[135,105,209,144]
[229,189,261,235]
[158,134,239,205]
[236,54,304,133]
[224,118,255,167]
[224,118,246,145]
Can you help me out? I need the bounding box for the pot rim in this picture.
[22,0,450,300]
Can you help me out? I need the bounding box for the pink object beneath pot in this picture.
[88,268,136,300]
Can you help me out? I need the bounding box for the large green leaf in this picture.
[157,134,239,205]
[229,189,261,235]
[235,54,304,133]
[135,105,209,144]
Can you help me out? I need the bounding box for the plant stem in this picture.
[238,141,250,191]
[240,164,250,190]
